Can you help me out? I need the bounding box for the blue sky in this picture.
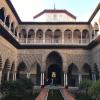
[11,0,100,22]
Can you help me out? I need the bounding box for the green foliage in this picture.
[0,78,35,100]
[75,92,92,100]
[79,80,93,93]
[88,80,100,100]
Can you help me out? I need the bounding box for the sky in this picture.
[10,0,100,22]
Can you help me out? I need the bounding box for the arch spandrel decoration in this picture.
[0,56,2,70]
[2,59,10,82]
[29,62,41,85]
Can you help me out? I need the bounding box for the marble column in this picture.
[65,73,68,86]
[27,72,30,79]
[41,72,43,85]
[13,72,15,81]
[43,72,44,85]
[14,72,16,80]
[43,32,45,43]
[7,70,10,81]
[0,70,2,84]
[64,72,66,87]
[81,32,82,44]
[79,73,82,84]
[72,31,73,43]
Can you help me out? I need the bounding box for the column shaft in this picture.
[0,70,2,84]
[79,73,82,84]
[13,72,15,81]
[43,72,44,85]
[64,72,65,87]
[41,73,42,85]
[65,73,68,86]
[7,71,10,81]
[14,72,16,80]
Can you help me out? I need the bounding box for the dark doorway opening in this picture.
[47,64,62,85]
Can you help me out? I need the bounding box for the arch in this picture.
[11,22,14,33]
[0,7,5,22]
[54,29,62,43]
[5,15,10,28]
[46,51,63,68]
[19,29,27,38]
[17,61,27,79]
[67,63,79,86]
[36,29,43,43]
[0,56,2,70]
[94,22,99,35]
[28,29,35,38]
[29,62,41,85]
[99,17,100,25]
[2,59,10,82]
[64,29,72,43]
[94,64,99,80]
[19,29,27,43]
[73,29,81,43]
[82,29,90,43]
[27,29,35,43]
[45,29,53,43]
[15,27,18,36]
[46,51,63,85]
[82,63,92,80]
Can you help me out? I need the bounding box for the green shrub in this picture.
[0,78,34,100]
[88,80,100,100]
[75,92,92,100]
[79,80,93,94]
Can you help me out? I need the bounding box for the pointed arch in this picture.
[67,63,79,86]
[5,15,10,28]
[29,62,41,85]
[17,61,27,79]
[15,27,18,36]
[11,22,14,33]
[46,51,63,68]
[0,7,5,22]
[82,63,92,80]
[46,51,63,85]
